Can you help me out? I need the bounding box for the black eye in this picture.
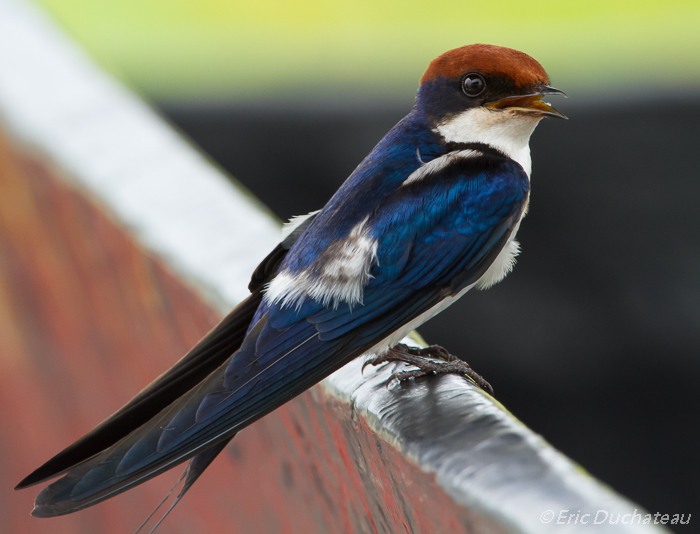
[462,73,486,97]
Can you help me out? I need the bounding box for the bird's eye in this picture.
[462,74,486,97]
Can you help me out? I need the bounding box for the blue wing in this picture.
[29,149,529,516]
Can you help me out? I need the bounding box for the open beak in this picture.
[486,85,568,119]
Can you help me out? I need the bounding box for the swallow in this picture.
[16,43,566,526]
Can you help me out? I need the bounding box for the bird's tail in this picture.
[29,313,357,518]
[134,437,233,534]
[30,360,238,517]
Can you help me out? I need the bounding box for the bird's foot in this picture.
[363,343,493,395]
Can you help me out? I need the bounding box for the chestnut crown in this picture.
[420,44,549,88]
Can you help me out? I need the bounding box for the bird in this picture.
[16,43,566,528]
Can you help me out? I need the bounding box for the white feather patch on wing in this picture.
[266,217,378,309]
[281,210,321,240]
[402,149,483,186]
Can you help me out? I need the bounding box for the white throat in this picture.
[435,108,543,177]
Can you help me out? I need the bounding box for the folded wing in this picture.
[27,151,529,517]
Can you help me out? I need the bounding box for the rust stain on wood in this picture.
[0,128,501,533]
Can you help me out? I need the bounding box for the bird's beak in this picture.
[486,85,568,120]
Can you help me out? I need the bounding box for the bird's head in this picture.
[415,44,566,166]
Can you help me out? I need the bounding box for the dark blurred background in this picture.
[28,0,700,528]
[159,95,700,520]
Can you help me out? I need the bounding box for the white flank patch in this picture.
[435,108,543,177]
[474,235,521,290]
[402,149,483,186]
[266,217,378,309]
[281,210,321,240]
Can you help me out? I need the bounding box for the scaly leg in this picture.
[364,343,494,395]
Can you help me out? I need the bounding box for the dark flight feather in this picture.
[16,213,316,491]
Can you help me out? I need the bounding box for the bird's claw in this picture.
[364,343,493,395]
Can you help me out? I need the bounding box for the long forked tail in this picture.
[16,293,263,492]
[30,356,239,518]
[134,437,233,534]
[17,227,311,495]
[29,313,358,518]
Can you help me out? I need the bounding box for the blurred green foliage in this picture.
[36,0,700,101]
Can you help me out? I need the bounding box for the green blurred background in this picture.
[35,0,700,102]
